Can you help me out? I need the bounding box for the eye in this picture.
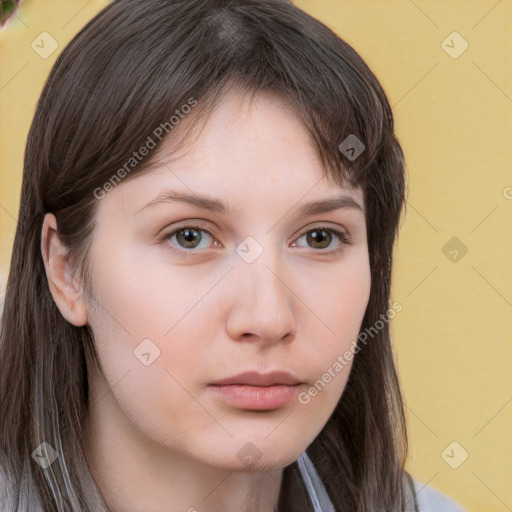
[292,226,352,251]
[161,223,352,256]
[163,224,220,254]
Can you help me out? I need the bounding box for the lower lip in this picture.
[208,384,302,410]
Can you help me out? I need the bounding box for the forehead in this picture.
[98,88,364,217]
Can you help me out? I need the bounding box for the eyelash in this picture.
[161,223,352,257]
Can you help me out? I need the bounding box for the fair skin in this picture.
[41,89,371,512]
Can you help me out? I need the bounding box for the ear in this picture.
[41,213,88,327]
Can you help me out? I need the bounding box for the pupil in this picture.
[178,228,201,248]
[307,229,330,249]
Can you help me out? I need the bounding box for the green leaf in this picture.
[0,1,20,26]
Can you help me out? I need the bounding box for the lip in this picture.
[209,370,302,387]
[208,371,304,411]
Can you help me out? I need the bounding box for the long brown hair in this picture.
[0,0,411,510]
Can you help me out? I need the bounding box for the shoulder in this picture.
[411,477,466,512]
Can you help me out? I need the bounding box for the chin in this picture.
[201,438,307,473]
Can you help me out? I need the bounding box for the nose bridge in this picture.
[244,256,285,311]
[226,236,296,341]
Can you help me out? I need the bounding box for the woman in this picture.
[0,0,466,510]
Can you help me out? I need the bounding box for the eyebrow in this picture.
[135,190,364,215]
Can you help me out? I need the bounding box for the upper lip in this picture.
[210,371,302,387]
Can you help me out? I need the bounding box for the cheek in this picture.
[86,237,221,347]
[298,253,370,400]
[303,250,371,344]
[86,301,209,443]
[84,242,218,425]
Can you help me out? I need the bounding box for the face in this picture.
[81,89,371,472]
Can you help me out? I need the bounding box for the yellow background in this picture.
[1,1,511,511]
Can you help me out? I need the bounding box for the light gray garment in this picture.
[297,450,467,512]
[411,478,467,512]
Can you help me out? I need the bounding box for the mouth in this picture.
[208,371,305,411]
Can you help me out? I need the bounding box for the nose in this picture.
[225,247,297,345]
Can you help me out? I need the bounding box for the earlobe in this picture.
[41,213,88,327]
